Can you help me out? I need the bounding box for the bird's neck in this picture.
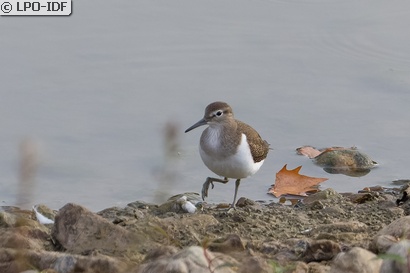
[200,120,239,157]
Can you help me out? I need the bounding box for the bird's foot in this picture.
[201,177,229,201]
[201,179,214,201]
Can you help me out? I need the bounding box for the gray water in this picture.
[1,0,410,211]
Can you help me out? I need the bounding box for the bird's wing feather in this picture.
[236,121,270,163]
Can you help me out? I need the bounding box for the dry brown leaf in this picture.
[269,164,328,197]
[296,146,322,158]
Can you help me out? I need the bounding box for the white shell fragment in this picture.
[33,205,54,224]
[300,228,313,235]
[177,196,197,214]
[157,192,201,214]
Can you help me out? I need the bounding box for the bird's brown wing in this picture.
[236,121,270,163]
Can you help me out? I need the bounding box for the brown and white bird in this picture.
[185,101,270,208]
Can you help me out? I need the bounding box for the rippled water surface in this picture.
[1,0,410,211]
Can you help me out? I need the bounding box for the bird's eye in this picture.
[215,110,223,117]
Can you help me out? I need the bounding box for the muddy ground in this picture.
[1,185,409,273]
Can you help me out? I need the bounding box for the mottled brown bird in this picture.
[185,101,269,208]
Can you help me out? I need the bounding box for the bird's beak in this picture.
[185,118,208,133]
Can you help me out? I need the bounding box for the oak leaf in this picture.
[269,164,328,197]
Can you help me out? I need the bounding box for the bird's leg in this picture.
[201,177,229,201]
[230,179,241,209]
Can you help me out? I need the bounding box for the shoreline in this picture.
[1,184,410,273]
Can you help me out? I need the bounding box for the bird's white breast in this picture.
[199,133,264,179]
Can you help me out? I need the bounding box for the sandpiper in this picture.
[185,101,270,208]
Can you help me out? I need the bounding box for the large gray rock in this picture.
[0,209,51,251]
[0,248,127,273]
[371,216,410,253]
[380,240,410,273]
[0,226,49,251]
[330,247,382,273]
[52,203,140,255]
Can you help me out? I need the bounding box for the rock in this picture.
[236,197,257,208]
[380,240,410,273]
[396,183,410,205]
[273,250,300,264]
[343,192,378,204]
[399,202,410,216]
[0,211,18,227]
[53,255,77,273]
[310,221,368,242]
[208,234,245,253]
[127,201,158,210]
[371,216,410,253]
[258,240,289,256]
[0,209,45,230]
[396,183,410,215]
[52,203,140,255]
[0,208,51,252]
[313,148,376,177]
[155,193,201,214]
[239,256,273,273]
[137,246,238,273]
[216,203,232,209]
[392,180,410,186]
[0,187,407,273]
[330,247,382,273]
[303,240,341,263]
[97,206,146,225]
[264,238,312,263]
[303,188,342,205]
[293,262,309,273]
[317,206,345,219]
[373,235,400,254]
[308,262,331,273]
[0,248,127,273]
[143,245,179,261]
[0,226,49,251]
